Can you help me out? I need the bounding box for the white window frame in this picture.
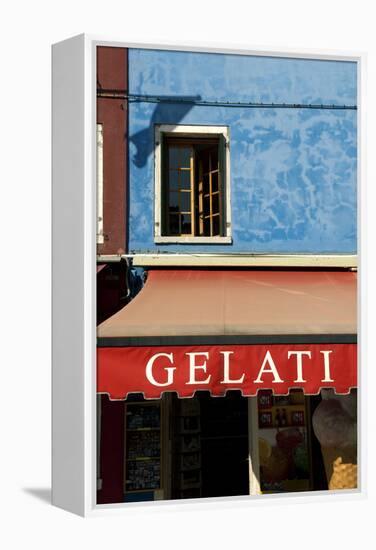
[154,124,232,244]
[96,123,104,244]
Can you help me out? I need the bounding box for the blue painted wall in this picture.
[128,49,357,254]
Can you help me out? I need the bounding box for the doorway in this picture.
[199,391,249,497]
[170,391,249,499]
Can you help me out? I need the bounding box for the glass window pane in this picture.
[165,139,224,239]
[212,171,219,193]
[180,170,191,190]
[179,147,191,168]
[212,192,219,215]
[180,191,191,213]
[169,192,179,213]
[212,215,220,236]
[181,214,192,235]
[203,217,211,236]
[168,147,179,169]
[203,195,210,216]
[169,214,180,235]
[169,170,179,190]
[203,174,210,195]
[202,152,209,174]
[210,148,219,171]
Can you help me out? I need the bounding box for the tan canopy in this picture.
[97,269,356,339]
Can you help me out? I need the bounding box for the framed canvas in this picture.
[52,35,363,516]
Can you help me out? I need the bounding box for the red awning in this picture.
[97,270,357,399]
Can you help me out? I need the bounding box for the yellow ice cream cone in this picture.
[320,445,357,489]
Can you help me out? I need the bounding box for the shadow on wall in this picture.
[129,95,201,168]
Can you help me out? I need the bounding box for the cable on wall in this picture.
[97,90,357,110]
[126,94,357,111]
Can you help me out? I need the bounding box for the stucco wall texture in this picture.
[128,49,357,254]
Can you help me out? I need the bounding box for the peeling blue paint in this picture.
[128,49,357,254]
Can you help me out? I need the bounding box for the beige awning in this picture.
[97,269,357,340]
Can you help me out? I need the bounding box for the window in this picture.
[154,125,231,243]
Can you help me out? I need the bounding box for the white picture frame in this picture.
[52,34,365,517]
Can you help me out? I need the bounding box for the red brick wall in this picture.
[96,47,128,255]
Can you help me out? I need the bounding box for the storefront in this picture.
[97,269,357,502]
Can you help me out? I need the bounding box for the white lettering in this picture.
[186,352,211,385]
[288,351,311,383]
[254,351,283,384]
[220,351,245,384]
[320,350,334,382]
[145,353,175,387]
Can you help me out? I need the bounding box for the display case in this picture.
[124,402,162,500]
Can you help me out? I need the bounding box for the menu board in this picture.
[257,390,312,493]
[125,403,161,492]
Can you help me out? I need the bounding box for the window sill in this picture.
[154,236,232,244]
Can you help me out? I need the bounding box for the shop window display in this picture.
[257,390,313,493]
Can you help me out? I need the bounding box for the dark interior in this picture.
[177,391,248,499]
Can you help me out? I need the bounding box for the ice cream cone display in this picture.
[312,390,357,490]
[257,390,312,493]
[328,456,357,490]
[320,445,357,489]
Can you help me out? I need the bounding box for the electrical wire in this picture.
[126,94,357,111]
[97,90,356,110]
